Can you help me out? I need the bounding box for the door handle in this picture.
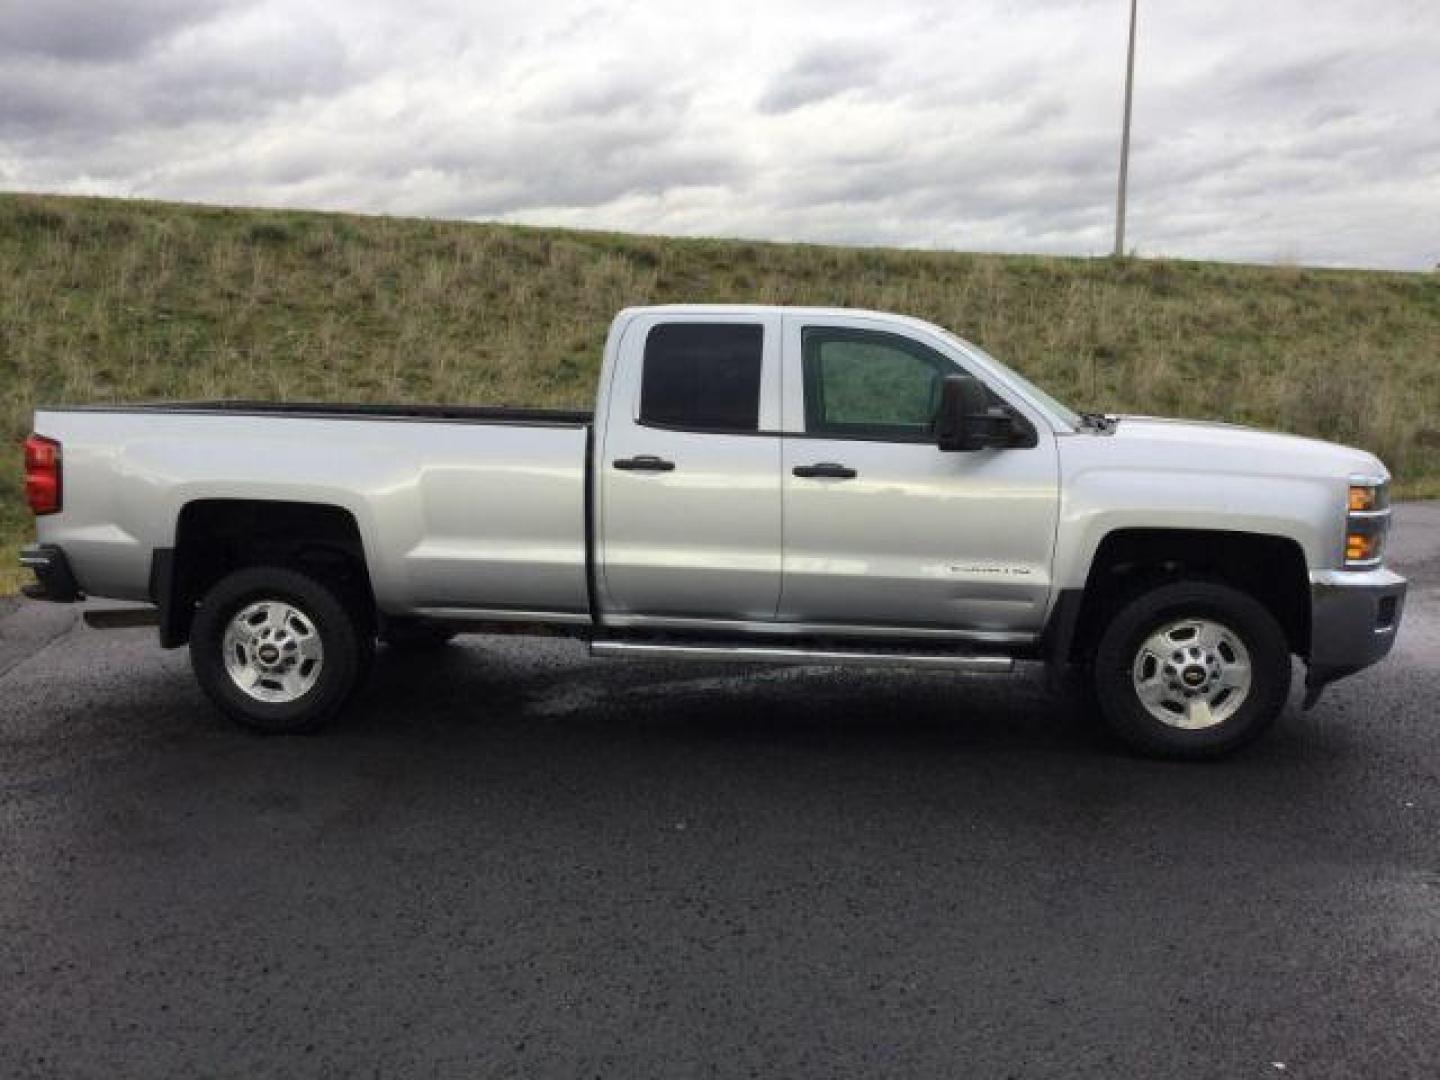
[613,455,676,472]
[792,462,857,479]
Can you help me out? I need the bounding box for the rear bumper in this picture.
[1307,567,1406,690]
[18,544,83,603]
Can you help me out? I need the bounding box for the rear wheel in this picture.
[1091,580,1291,759]
[190,566,372,734]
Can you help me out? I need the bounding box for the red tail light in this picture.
[23,435,62,515]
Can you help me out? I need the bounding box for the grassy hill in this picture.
[3,192,1438,593]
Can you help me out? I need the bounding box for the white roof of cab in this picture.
[616,303,955,340]
[621,302,929,322]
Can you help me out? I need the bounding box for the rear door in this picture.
[596,312,783,622]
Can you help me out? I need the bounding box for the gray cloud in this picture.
[757,41,888,115]
[0,6,356,141]
[1234,49,1355,99]
[0,0,236,61]
[519,67,687,121]
[0,0,1435,269]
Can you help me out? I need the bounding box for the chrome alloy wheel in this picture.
[222,600,324,703]
[1131,617,1252,730]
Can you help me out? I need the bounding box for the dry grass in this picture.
[3,192,1438,592]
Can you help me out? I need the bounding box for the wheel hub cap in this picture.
[222,600,324,703]
[1131,618,1252,730]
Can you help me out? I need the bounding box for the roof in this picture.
[618,303,952,338]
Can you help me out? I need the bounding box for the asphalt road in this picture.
[2,506,1437,1079]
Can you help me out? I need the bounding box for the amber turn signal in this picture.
[1348,485,1378,513]
[1345,532,1378,563]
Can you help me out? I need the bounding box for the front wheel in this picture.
[190,566,372,734]
[1091,580,1292,759]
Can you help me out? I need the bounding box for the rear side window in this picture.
[640,323,763,432]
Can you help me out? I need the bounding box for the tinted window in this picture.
[640,323,763,432]
[802,328,952,439]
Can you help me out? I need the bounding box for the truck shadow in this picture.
[351,641,1075,747]
[29,628,1394,916]
[342,637,1350,770]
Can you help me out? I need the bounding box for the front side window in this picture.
[802,327,953,440]
[640,323,763,432]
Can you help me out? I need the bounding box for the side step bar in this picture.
[590,639,1013,672]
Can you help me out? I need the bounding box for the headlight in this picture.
[1343,477,1390,569]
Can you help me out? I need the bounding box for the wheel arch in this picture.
[154,499,375,648]
[1057,527,1311,664]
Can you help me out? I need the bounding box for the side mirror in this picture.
[936,375,991,452]
[935,375,1024,452]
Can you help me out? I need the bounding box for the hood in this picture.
[1101,415,1387,481]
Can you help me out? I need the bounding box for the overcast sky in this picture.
[1,0,1436,269]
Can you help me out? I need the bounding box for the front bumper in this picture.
[18,544,83,603]
[1306,567,1406,697]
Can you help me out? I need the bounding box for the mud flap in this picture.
[1302,664,1357,710]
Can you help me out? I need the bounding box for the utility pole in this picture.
[1113,0,1138,257]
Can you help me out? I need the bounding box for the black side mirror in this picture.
[936,375,1025,452]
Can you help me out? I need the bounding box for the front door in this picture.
[597,313,783,622]
[778,317,1059,635]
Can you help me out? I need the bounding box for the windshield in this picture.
[938,330,1082,429]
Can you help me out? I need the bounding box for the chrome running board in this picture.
[589,639,1013,672]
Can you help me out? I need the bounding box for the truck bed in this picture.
[31,402,595,619]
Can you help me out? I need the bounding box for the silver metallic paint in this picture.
[30,305,1402,675]
[32,409,590,616]
[594,310,785,621]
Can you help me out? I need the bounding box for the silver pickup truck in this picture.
[20,304,1406,757]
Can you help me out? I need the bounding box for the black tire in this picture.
[1091,579,1292,759]
[190,565,373,734]
[380,619,457,652]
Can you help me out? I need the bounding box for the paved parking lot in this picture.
[2,505,1437,1078]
